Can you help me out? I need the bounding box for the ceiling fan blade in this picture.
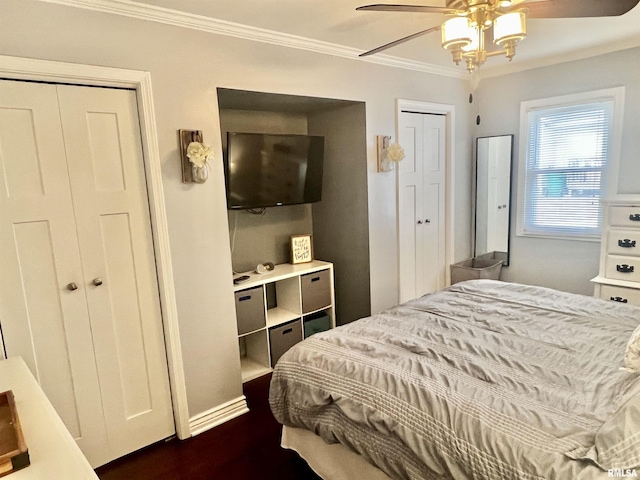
[359,25,441,57]
[516,0,639,18]
[357,4,458,14]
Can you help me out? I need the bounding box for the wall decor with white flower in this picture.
[376,135,405,172]
[178,129,214,184]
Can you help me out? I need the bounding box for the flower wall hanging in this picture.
[179,130,213,184]
[377,135,405,172]
[386,142,405,163]
[186,141,213,169]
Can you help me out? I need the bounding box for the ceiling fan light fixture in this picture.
[357,0,608,72]
[441,17,474,49]
[493,11,527,45]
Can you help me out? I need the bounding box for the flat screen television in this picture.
[224,132,324,210]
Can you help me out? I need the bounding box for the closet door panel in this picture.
[420,116,446,295]
[0,80,109,465]
[398,114,423,304]
[99,212,153,416]
[56,85,174,459]
[11,221,83,437]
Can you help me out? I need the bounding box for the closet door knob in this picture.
[93,278,103,286]
[417,220,423,225]
[67,282,78,291]
[425,219,431,223]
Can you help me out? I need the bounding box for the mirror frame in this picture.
[474,134,514,267]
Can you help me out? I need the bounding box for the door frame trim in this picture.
[0,55,190,440]
[395,99,455,287]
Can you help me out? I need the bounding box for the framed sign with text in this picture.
[290,234,313,264]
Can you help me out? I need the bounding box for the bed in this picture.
[269,280,640,480]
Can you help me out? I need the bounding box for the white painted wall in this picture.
[476,47,640,295]
[1,0,473,420]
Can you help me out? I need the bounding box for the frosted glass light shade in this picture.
[461,27,480,52]
[493,12,526,45]
[441,17,473,49]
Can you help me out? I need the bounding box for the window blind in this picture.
[523,100,613,238]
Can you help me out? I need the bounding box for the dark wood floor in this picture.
[96,374,321,480]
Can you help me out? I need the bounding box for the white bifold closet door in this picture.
[398,112,446,303]
[0,80,174,467]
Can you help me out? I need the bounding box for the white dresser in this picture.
[0,357,98,479]
[592,201,640,306]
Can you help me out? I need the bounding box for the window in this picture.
[517,88,624,240]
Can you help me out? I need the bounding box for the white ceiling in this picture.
[97,0,640,76]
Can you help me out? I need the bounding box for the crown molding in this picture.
[37,0,469,80]
[479,36,640,79]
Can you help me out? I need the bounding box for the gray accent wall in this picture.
[309,104,371,325]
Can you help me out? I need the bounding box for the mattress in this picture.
[281,425,395,480]
[269,280,640,479]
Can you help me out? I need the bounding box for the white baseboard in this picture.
[188,395,249,436]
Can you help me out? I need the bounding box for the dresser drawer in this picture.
[609,205,640,228]
[607,229,640,256]
[599,284,640,306]
[604,255,640,282]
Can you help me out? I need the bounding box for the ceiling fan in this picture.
[357,0,640,72]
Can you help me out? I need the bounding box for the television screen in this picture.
[225,132,324,210]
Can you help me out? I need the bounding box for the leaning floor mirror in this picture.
[475,135,514,266]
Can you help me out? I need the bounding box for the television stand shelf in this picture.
[233,261,335,383]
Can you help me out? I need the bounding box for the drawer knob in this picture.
[618,239,636,248]
[631,214,640,222]
[610,296,628,303]
[616,264,635,273]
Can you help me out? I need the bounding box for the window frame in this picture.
[516,87,625,241]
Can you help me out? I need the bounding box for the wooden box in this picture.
[0,391,29,477]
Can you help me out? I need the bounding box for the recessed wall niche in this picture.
[217,88,371,325]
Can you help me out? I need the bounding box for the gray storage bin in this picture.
[304,312,331,338]
[269,319,303,365]
[235,286,265,335]
[450,257,503,284]
[301,270,331,314]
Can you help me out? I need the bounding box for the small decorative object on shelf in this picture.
[376,135,405,172]
[290,234,313,264]
[255,262,275,274]
[178,129,214,183]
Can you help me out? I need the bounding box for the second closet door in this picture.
[398,112,447,303]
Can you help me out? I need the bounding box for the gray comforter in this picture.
[269,280,640,480]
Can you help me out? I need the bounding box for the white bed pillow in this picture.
[623,323,640,373]
[589,381,640,470]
